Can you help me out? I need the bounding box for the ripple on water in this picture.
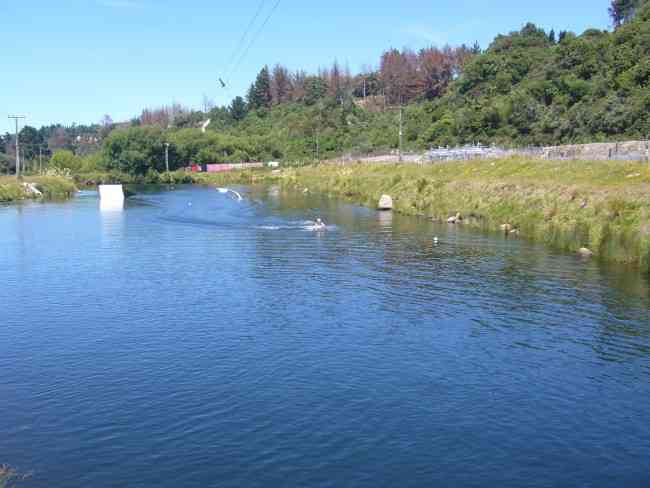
[0,187,649,488]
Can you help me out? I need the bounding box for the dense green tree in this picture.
[0,153,10,174]
[248,66,272,110]
[303,76,328,105]
[205,106,234,130]
[19,126,43,160]
[609,0,646,26]
[246,84,256,108]
[173,110,208,129]
[353,72,382,97]
[103,127,167,174]
[418,9,650,147]
[0,135,11,174]
[229,96,248,121]
[50,150,81,171]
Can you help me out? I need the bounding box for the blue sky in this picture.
[0,0,611,133]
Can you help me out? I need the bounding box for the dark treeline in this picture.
[0,121,108,173]
[3,0,649,176]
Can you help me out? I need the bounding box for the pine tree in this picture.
[329,60,343,102]
[246,83,257,109]
[304,76,328,105]
[252,66,272,109]
[609,0,643,27]
[229,96,248,121]
[549,29,556,44]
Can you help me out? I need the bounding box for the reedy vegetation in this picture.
[195,159,650,271]
[0,176,77,202]
[2,159,649,271]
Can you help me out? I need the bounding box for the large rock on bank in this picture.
[23,182,43,196]
[378,194,393,210]
[578,247,594,258]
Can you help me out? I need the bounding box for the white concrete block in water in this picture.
[98,185,124,202]
[98,185,125,212]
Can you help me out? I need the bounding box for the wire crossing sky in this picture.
[0,0,611,133]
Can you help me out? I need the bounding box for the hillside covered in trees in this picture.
[3,0,649,175]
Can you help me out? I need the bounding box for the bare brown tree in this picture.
[271,64,292,105]
[291,69,308,101]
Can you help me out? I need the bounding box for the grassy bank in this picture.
[197,158,650,270]
[0,176,77,203]
[6,159,648,269]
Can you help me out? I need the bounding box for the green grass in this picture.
[198,158,650,271]
[0,176,77,202]
[5,158,649,270]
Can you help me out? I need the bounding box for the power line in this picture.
[223,0,267,80]
[229,0,282,81]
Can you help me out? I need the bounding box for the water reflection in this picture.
[267,185,280,203]
[100,198,124,213]
[378,210,393,229]
[100,198,124,243]
[2,186,650,488]
[253,187,650,362]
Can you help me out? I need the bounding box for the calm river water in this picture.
[1,186,649,487]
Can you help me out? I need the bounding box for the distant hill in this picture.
[5,1,649,174]
[418,3,650,146]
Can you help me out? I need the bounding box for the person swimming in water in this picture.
[314,218,326,230]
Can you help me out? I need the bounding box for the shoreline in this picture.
[192,158,650,271]
[4,158,649,271]
[0,176,77,203]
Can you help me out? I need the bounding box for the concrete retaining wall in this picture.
[540,141,650,161]
[325,140,650,164]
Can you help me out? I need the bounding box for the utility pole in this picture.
[316,103,322,163]
[398,106,404,163]
[8,115,25,178]
[164,143,170,174]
